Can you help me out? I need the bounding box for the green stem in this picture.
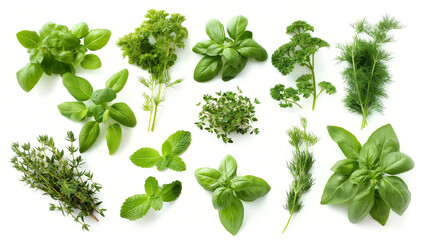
[361,108,368,130]
[310,54,317,111]
[148,110,152,132]
[282,212,294,234]
[151,104,159,132]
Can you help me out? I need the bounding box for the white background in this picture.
[0,0,426,239]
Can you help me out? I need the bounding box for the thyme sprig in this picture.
[11,131,105,231]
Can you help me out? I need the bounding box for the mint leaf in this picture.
[167,156,186,172]
[120,194,151,221]
[145,176,159,196]
[156,156,171,171]
[160,181,182,202]
[161,141,172,156]
[150,195,163,211]
[162,130,191,156]
[130,148,161,168]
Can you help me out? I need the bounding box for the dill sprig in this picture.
[10,131,106,231]
[337,15,403,129]
[283,118,318,233]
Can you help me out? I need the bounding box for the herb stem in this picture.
[282,212,294,234]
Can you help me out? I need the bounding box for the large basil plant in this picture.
[321,124,414,225]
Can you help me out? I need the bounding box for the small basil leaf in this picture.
[195,167,221,191]
[222,48,241,68]
[91,88,116,105]
[71,22,89,39]
[234,175,270,202]
[62,73,93,101]
[218,195,244,236]
[237,30,252,41]
[212,187,234,210]
[78,121,100,153]
[194,56,222,82]
[162,130,191,156]
[80,54,102,70]
[330,159,359,175]
[57,102,87,121]
[205,19,225,44]
[192,39,216,54]
[92,105,106,123]
[348,185,375,223]
[359,140,380,168]
[349,168,371,184]
[106,69,129,93]
[120,194,151,221]
[236,39,268,61]
[227,15,248,40]
[370,189,390,226]
[74,51,86,66]
[378,176,411,215]
[327,126,362,159]
[84,29,111,51]
[367,124,400,160]
[16,63,43,92]
[29,49,44,64]
[105,123,122,155]
[16,30,40,48]
[381,152,414,175]
[218,155,238,179]
[130,148,161,168]
[321,173,359,205]
[55,50,75,64]
[160,180,182,202]
[109,102,137,127]
[222,57,247,81]
[145,176,160,197]
[206,43,224,56]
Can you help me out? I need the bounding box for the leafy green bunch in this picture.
[321,124,414,225]
[195,88,260,143]
[271,20,336,110]
[57,69,136,154]
[193,15,268,82]
[117,9,188,131]
[195,155,271,235]
[120,177,182,221]
[130,130,191,172]
[283,118,319,233]
[11,132,106,231]
[16,22,111,92]
[337,16,403,129]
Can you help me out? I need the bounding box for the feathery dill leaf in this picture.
[283,117,318,233]
[337,15,403,129]
[10,132,105,231]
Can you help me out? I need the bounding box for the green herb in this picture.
[193,15,267,82]
[337,16,403,129]
[195,87,259,143]
[117,9,188,132]
[130,130,191,172]
[11,132,106,231]
[195,155,270,235]
[271,20,336,110]
[283,118,318,233]
[120,177,182,220]
[16,22,110,92]
[321,124,414,225]
[57,69,136,154]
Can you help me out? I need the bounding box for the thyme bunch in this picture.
[11,132,105,231]
[283,118,318,233]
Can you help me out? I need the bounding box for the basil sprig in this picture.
[321,124,414,225]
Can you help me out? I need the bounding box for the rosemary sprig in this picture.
[11,131,106,231]
[283,118,319,233]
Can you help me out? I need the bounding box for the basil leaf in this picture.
[74,51,86,66]
[237,30,252,41]
[219,155,237,179]
[29,49,44,64]
[234,175,270,202]
[109,102,137,127]
[330,159,359,175]
[378,176,411,215]
[16,63,43,92]
[192,39,215,54]
[230,176,252,191]
[84,29,111,51]
[57,101,87,121]
[206,19,225,44]
[92,105,106,123]
[55,50,75,64]
[381,152,414,174]
[349,168,371,184]
[236,39,268,61]
[167,155,186,172]
[59,31,80,49]
[206,43,224,56]
[145,176,159,197]
[227,15,248,40]
[195,167,221,191]
[160,180,182,202]
[367,124,400,160]
[62,73,93,101]
[321,173,359,205]
[222,57,247,81]
[222,48,241,68]
[105,123,122,155]
[106,69,129,93]
[212,187,234,210]
[194,56,222,82]
[327,126,362,159]
[78,121,100,153]
[120,194,151,221]
[16,30,40,48]
[359,140,380,168]
[162,130,191,156]
[370,189,390,226]
[91,88,116,105]
[130,148,161,168]
[71,22,89,39]
[80,54,102,70]
[348,185,375,223]
[218,195,244,236]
